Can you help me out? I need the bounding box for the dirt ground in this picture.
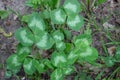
[0,0,27,79]
[0,0,120,80]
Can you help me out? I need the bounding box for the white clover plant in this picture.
[6,0,98,79]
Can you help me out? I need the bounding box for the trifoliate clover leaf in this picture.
[79,47,98,62]
[28,13,46,34]
[56,41,66,51]
[23,58,35,75]
[50,9,66,24]
[52,30,64,42]
[67,15,84,31]
[51,51,67,67]
[15,28,34,46]
[6,54,21,73]
[50,69,64,80]
[35,31,54,50]
[63,0,81,15]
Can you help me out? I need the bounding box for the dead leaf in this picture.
[103,22,115,29]
[107,46,116,56]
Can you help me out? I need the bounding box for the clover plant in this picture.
[5,0,98,79]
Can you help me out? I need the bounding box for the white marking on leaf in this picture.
[65,68,72,74]
[82,39,89,45]
[68,15,80,27]
[55,70,62,79]
[36,33,47,48]
[29,17,44,31]
[75,38,89,45]
[64,2,77,13]
[57,42,63,48]
[19,47,30,54]
[54,56,66,66]
[55,10,64,22]
[116,49,120,55]
[24,61,32,70]
[68,52,77,59]
[12,56,19,66]
[80,48,92,57]
[54,35,62,41]
[20,30,33,44]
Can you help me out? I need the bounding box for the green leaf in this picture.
[56,41,66,51]
[6,54,21,73]
[114,47,120,61]
[63,0,81,15]
[98,0,106,5]
[74,38,89,47]
[33,59,45,73]
[23,58,35,75]
[28,13,46,34]
[5,71,12,78]
[75,33,92,41]
[50,0,60,8]
[25,0,41,8]
[65,43,73,53]
[41,0,52,7]
[21,14,31,23]
[67,48,80,65]
[73,34,92,48]
[75,72,92,80]
[84,27,92,35]
[62,66,75,75]
[67,15,84,31]
[43,59,54,70]
[16,44,31,61]
[51,51,67,67]
[0,10,10,19]
[42,9,50,19]
[74,38,90,48]
[35,31,54,50]
[52,30,64,42]
[63,29,72,40]
[50,8,66,24]
[104,57,114,67]
[50,69,64,80]
[79,47,98,62]
[15,28,34,46]
[16,43,31,55]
